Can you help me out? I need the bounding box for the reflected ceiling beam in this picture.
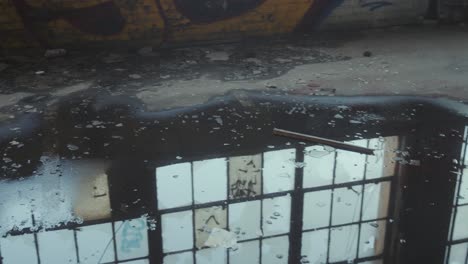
[273,128,375,155]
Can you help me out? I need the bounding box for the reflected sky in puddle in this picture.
[155,137,396,264]
[1,94,468,263]
[0,136,398,264]
[0,158,111,234]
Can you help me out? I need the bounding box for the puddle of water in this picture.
[0,92,467,263]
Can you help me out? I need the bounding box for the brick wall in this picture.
[0,0,429,49]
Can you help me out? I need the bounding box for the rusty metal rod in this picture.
[273,128,375,155]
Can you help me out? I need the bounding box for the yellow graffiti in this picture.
[161,0,315,43]
[23,0,110,9]
[0,1,26,48]
[0,0,318,48]
[50,1,165,44]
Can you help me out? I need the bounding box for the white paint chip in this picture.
[52,81,93,96]
[204,228,238,249]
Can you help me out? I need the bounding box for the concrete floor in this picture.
[1,25,468,264]
[1,24,468,114]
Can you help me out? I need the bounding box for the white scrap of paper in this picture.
[204,228,238,249]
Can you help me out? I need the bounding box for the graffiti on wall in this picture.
[5,0,165,48]
[120,218,146,254]
[12,0,125,36]
[173,0,266,23]
[2,0,396,48]
[297,0,345,31]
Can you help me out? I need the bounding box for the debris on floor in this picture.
[129,74,142,79]
[138,46,158,57]
[206,51,231,61]
[44,49,67,58]
[102,53,125,64]
[363,51,373,57]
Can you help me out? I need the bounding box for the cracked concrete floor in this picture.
[1,24,468,114]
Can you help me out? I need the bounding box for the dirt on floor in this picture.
[1,24,468,115]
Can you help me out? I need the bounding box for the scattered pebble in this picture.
[138,46,157,57]
[274,58,292,63]
[102,53,124,63]
[44,48,67,58]
[129,74,142,79]
[349,120,363,124]
[206,51,230,61]
[67,144,79,151]
[244,58,262,64]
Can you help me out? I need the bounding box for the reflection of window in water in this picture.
[0,160,150,264]
[445,127,468,264]
[0,136,399,264]
[155,136,399,264]
[0,159,112,234]
[229,155,262,198]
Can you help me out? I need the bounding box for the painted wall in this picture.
[0,0,428,49]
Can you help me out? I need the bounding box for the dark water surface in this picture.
[1,92,467,264]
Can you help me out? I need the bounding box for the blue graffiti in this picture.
[120,219,146,253]
[298,0,345,30]
[298,0,391,30]
[360,0,393,11]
